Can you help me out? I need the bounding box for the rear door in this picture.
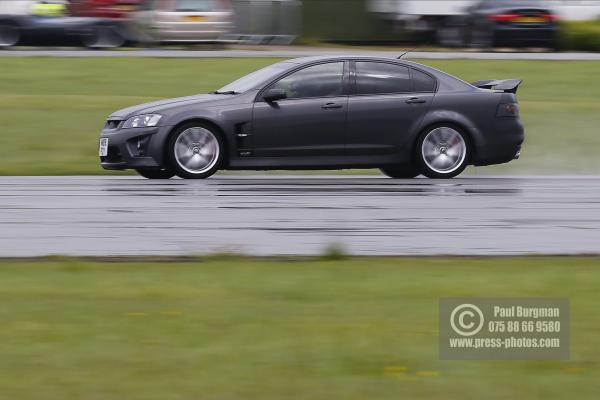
[252,61,348,158]
[345,61,435,156]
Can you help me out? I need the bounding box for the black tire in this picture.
[136,168,176,179]
[415,124,470,179]
[167,123,224,180]
[82,24,125,49]
[380,164,421,179]
[0,24,20,48]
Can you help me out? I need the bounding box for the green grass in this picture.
[0,57,599,175]
[0,257,599,399]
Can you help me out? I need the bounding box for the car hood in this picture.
[109,94,239,119]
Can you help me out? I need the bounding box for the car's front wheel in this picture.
[168,123,223,179]
[416,125,470,179]
[0,24,20,48]
[136,168,176,179]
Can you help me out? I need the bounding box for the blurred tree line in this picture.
[301,0,398,43]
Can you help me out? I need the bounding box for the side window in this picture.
[412,69,436,92]
[270,62,344,99]
[355,62,411,95]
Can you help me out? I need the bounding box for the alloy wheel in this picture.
[173,127,220,175]
[421,127,467,175]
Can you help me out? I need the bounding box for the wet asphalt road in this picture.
[1,175,599,257]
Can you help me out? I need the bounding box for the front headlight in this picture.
[123,114,162,129]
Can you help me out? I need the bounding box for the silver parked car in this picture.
[132,0,233,43]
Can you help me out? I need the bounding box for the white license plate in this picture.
[184,15,208,22]
[99,138,109,157]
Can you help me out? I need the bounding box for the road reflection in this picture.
[100,176,523,198]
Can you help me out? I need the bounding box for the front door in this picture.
[252,61,348,158]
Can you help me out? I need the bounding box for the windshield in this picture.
[216,62,295,93]
[481,0,545,7]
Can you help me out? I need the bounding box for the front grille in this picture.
[104,119,123,130]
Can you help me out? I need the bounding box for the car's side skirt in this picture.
[226,154,406,170]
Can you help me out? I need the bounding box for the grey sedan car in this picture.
[99,56,524,179]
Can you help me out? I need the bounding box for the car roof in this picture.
[287,55,438,74]
[288,55,415,64]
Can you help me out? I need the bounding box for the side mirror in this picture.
[263,88,287,102]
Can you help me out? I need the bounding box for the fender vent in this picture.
[235,122,253,155]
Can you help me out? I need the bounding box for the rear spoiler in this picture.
[471,79,523,94]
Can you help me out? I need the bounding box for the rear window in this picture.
[412,69,436,92]
[174,0,221,12]
[480,0,545,9]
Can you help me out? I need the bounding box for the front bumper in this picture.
[99,125,173,170]
[152,22,232,42]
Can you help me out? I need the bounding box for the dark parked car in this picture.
[0,0,129,48]
[465,0,559,48]
[99,56,524,179]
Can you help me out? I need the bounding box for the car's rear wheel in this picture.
[136,168,176,180]
[168,123,223,179]
[416,125,470,179]
[0,24,20,48]
[470,27,495,49]
[82,25,125,49]
[380,164,420,179]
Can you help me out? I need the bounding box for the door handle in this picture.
[406,97,427,104]
[322,102,343,110]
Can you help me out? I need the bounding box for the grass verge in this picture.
[0,257,598,399]
[0,57,599,175]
